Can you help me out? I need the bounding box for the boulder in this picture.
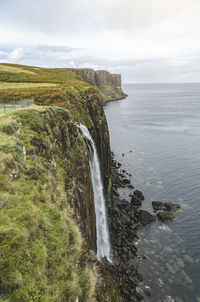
[138,210,156,225]
[152,201,164,211]
[131,195,142,207]
[134,190,145,201]
[157,211,176,222]
[164,202,181,212]
[122,178,131,185]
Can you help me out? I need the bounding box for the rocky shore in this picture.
[103,150,182,302]
[104,153,156,301]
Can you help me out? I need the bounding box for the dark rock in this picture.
[164,202,181,212]
[138,210,156,225]
[131,195,142,207]
[137,273,144,282]
[134,190,145,201]
[113,189,120,197]
[122,178,131,185]
[144,285,151,297]
[157,211,176,222]
[128,184,134,189]
[152,201,164,211]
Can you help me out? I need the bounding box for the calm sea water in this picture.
[104,83,200,302]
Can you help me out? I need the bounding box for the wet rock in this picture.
[122,178,131,185]
[143,253,150,261]
[163,296,175,302]
[135,286,144,300]
[137,273,144,282]
[152,201,164,211]
[144,285,151,297]
[131,195,142,207]
[138,210,156,225]
[157,211,176,222]
[134,190,145,201]
[164,202,181,212]
[157,278,164,287]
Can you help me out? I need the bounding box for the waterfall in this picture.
[79,124,111,262]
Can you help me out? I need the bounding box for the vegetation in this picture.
[0,63,79,84]
[0,82,58,90]
[0,63,122,301]
[0,107,96,301]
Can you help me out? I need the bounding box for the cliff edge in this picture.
[69,68,127,102]
[0,63,123,302]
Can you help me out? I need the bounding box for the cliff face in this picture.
[0,82,122,301]
[69,68,127,102]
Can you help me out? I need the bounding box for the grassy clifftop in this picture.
[0,64,122,301]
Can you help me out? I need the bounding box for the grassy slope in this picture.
[0,107,96,302]
[0,64,122,302]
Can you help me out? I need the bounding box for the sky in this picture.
[0,0,200,83]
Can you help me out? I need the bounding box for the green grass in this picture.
[0,107,98,301]
[0,63,123,302]
[0,63,80,84]
[0,82,58,90]
[0,63,90,104]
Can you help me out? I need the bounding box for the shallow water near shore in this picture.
[104,83,200,302]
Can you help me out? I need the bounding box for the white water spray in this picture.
[79,124,111,261]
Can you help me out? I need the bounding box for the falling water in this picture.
[79,124,111,262]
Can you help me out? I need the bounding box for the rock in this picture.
[138,210,156,225]
[157,211,176,222]
[164,202,181,212]
[152,201,164,211]
[144,285,151,297]
[135,286,144,300]
[157,278,164,287]
[131,195,142,206]
[137,273,143,282]
[122,178,131,185]
[143,253,150,261]
[128,184,134,189]
[113,189,120,197]
[134,190,145,201]
[163,296,175,302]
[10,169,18,181]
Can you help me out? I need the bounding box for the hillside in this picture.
[0,63,123,301]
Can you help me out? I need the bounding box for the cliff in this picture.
[0,64,123,302]
[68,68,127,102]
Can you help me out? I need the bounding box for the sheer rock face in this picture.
[95,70,121,87]
[69,68,127,101]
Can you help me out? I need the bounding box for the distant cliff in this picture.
[69,68,127,102]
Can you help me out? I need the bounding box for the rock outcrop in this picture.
[69,68,127,102]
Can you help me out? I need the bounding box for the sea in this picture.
[104,83,200,302]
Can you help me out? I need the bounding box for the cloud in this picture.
[8,48,26,62]
[36,45,81,53]
[0,0,200,82]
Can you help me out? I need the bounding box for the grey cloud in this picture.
[36,45,81,53]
